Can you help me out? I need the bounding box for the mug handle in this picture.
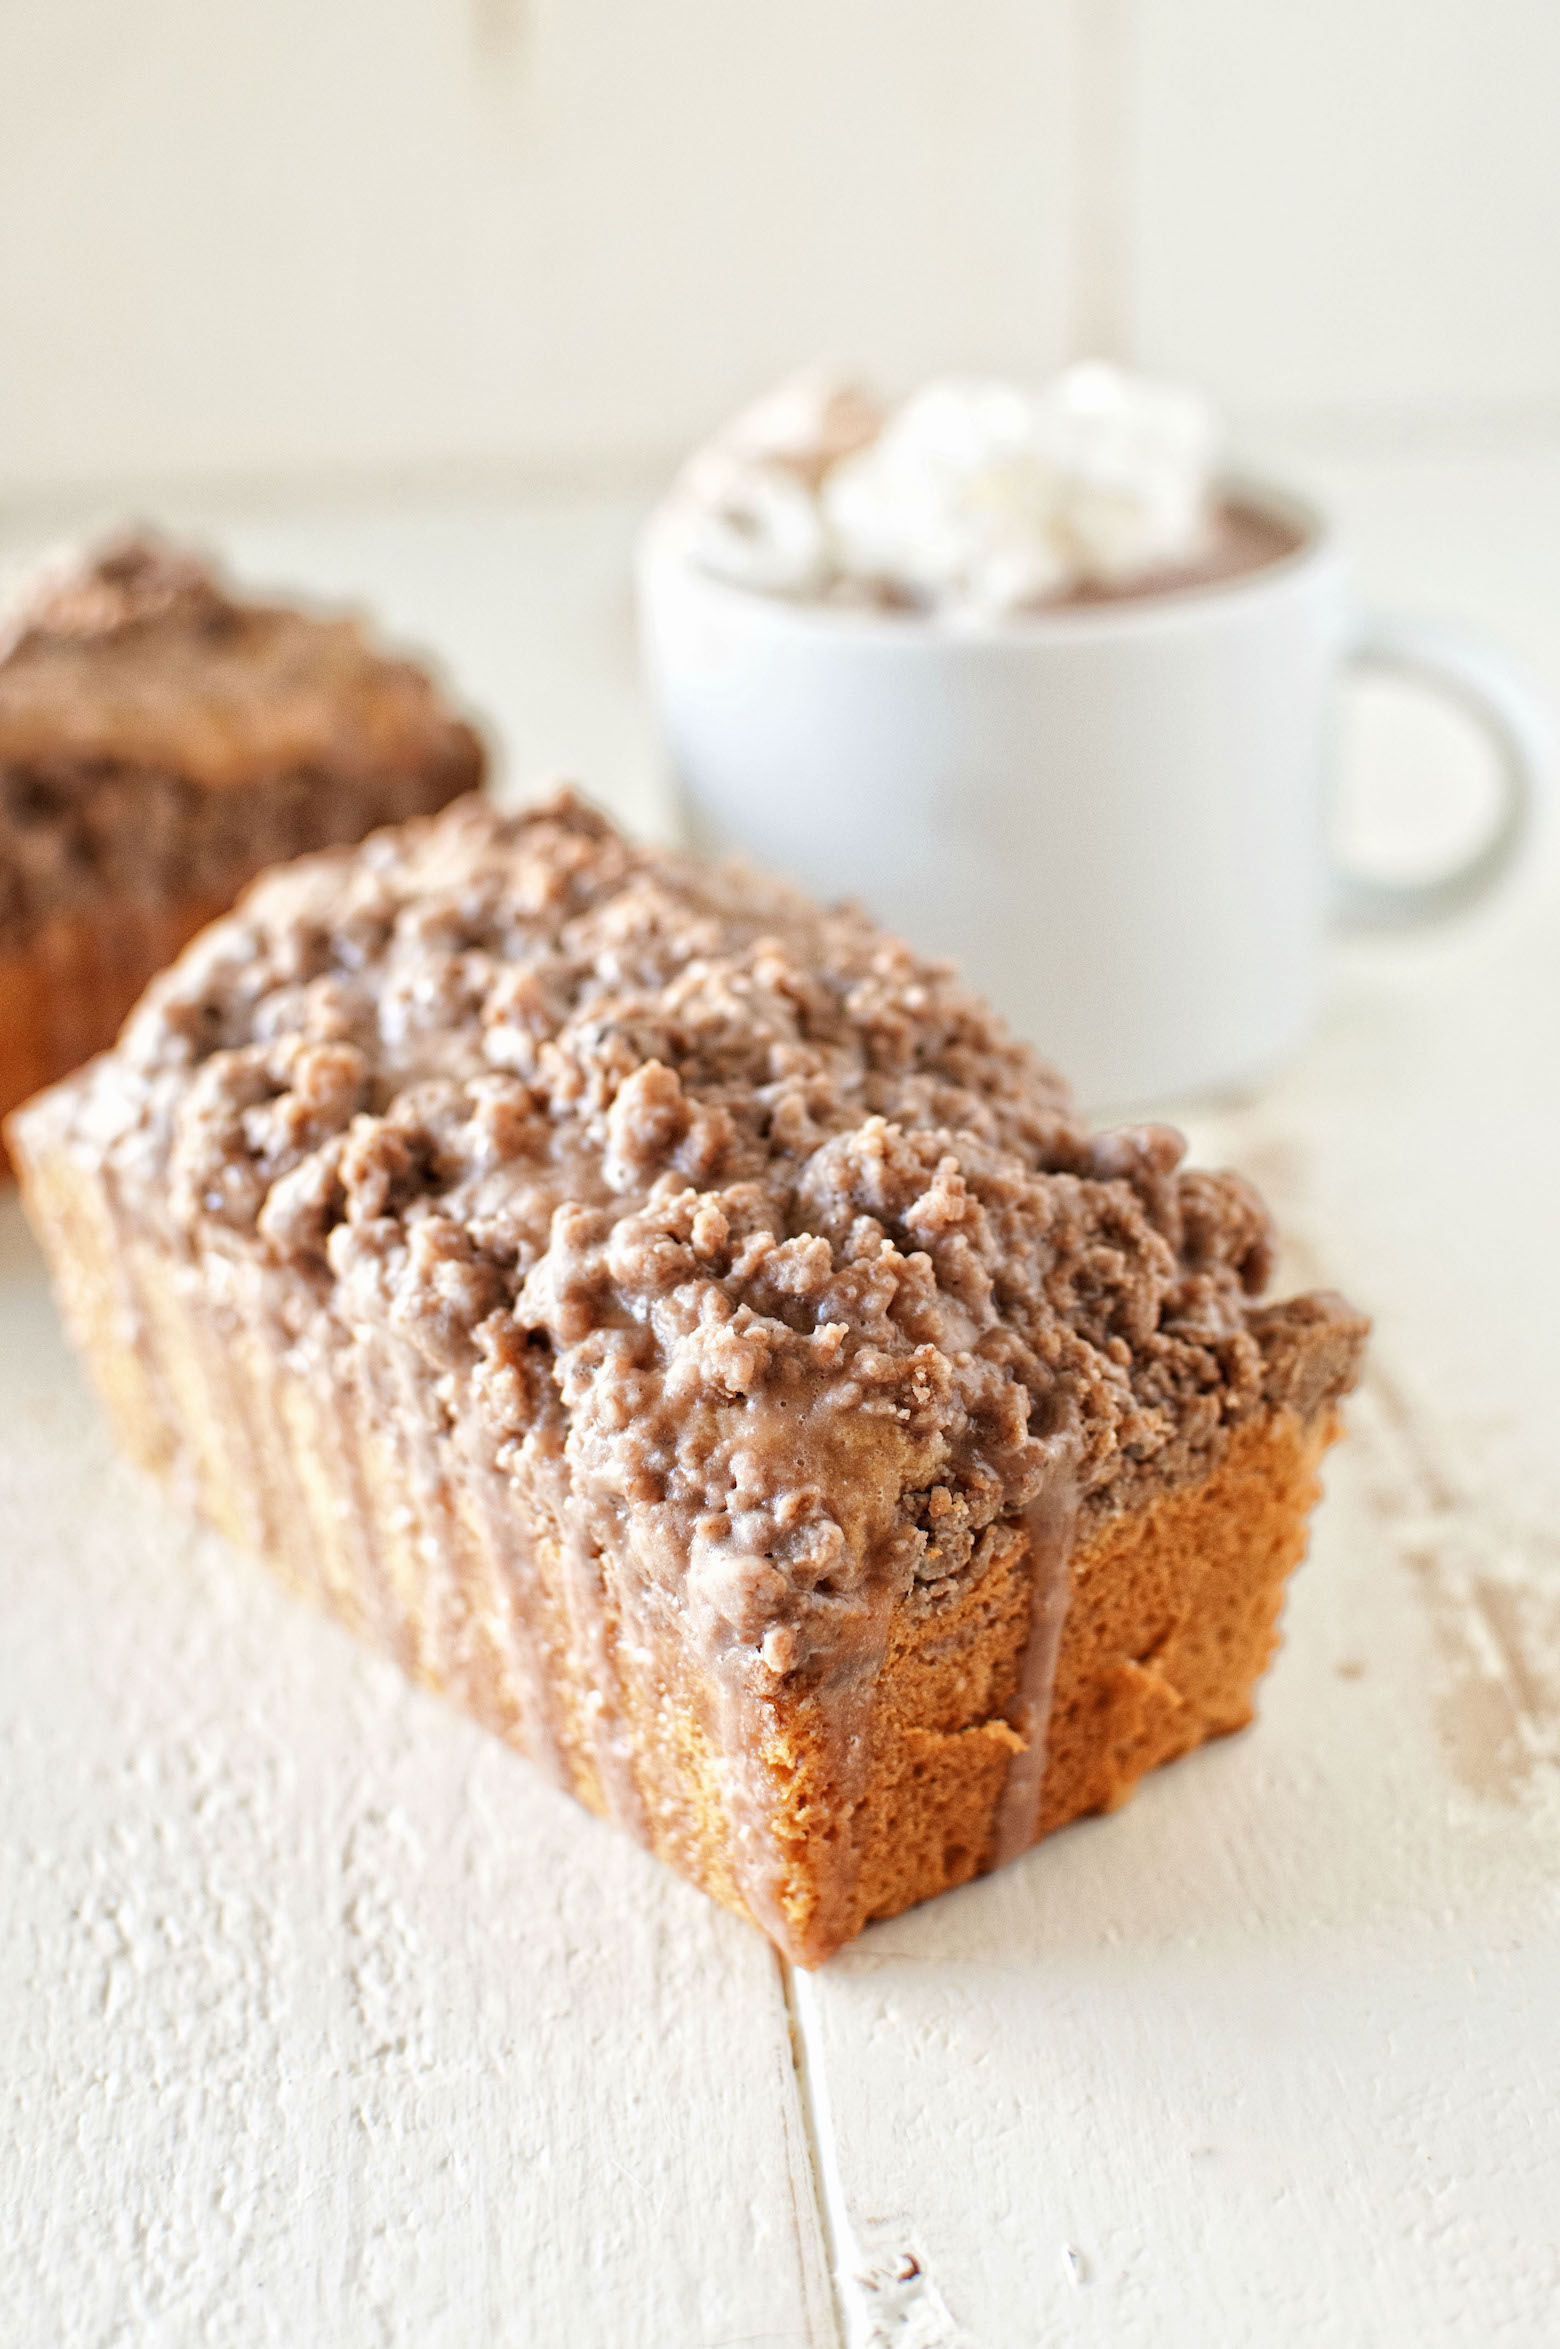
[1333,611,1553,928]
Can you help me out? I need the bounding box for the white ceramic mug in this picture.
[638,484,1552,1108]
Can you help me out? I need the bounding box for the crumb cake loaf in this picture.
[10,792,1367,1964]
[0,534,484,1163]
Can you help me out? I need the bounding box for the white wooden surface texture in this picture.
[3,452,1558,2346]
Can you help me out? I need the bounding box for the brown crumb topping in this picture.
[69,790,1367,1662]
[0,532,485,947]
[0,533,229,653]
[0,531,472,785]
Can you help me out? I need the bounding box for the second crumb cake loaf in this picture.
[0,533,484,1161]
[11,792,1367,1964]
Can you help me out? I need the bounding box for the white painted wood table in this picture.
[4,450,1559,2347]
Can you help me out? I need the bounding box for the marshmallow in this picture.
[672,362,1223,616]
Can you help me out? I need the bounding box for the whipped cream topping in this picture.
[668,363,1222,618]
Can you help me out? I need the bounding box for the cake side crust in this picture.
[851,1401,1337,1945]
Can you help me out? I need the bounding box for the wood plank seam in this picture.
[779,1960,851,2349]
[788,1968,975,2349]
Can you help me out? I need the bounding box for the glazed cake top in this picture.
[48,791,1365,1636]
[0,534,478,788]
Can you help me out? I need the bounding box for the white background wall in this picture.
[0,0,1556,503]
[1129,0,1560,420]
